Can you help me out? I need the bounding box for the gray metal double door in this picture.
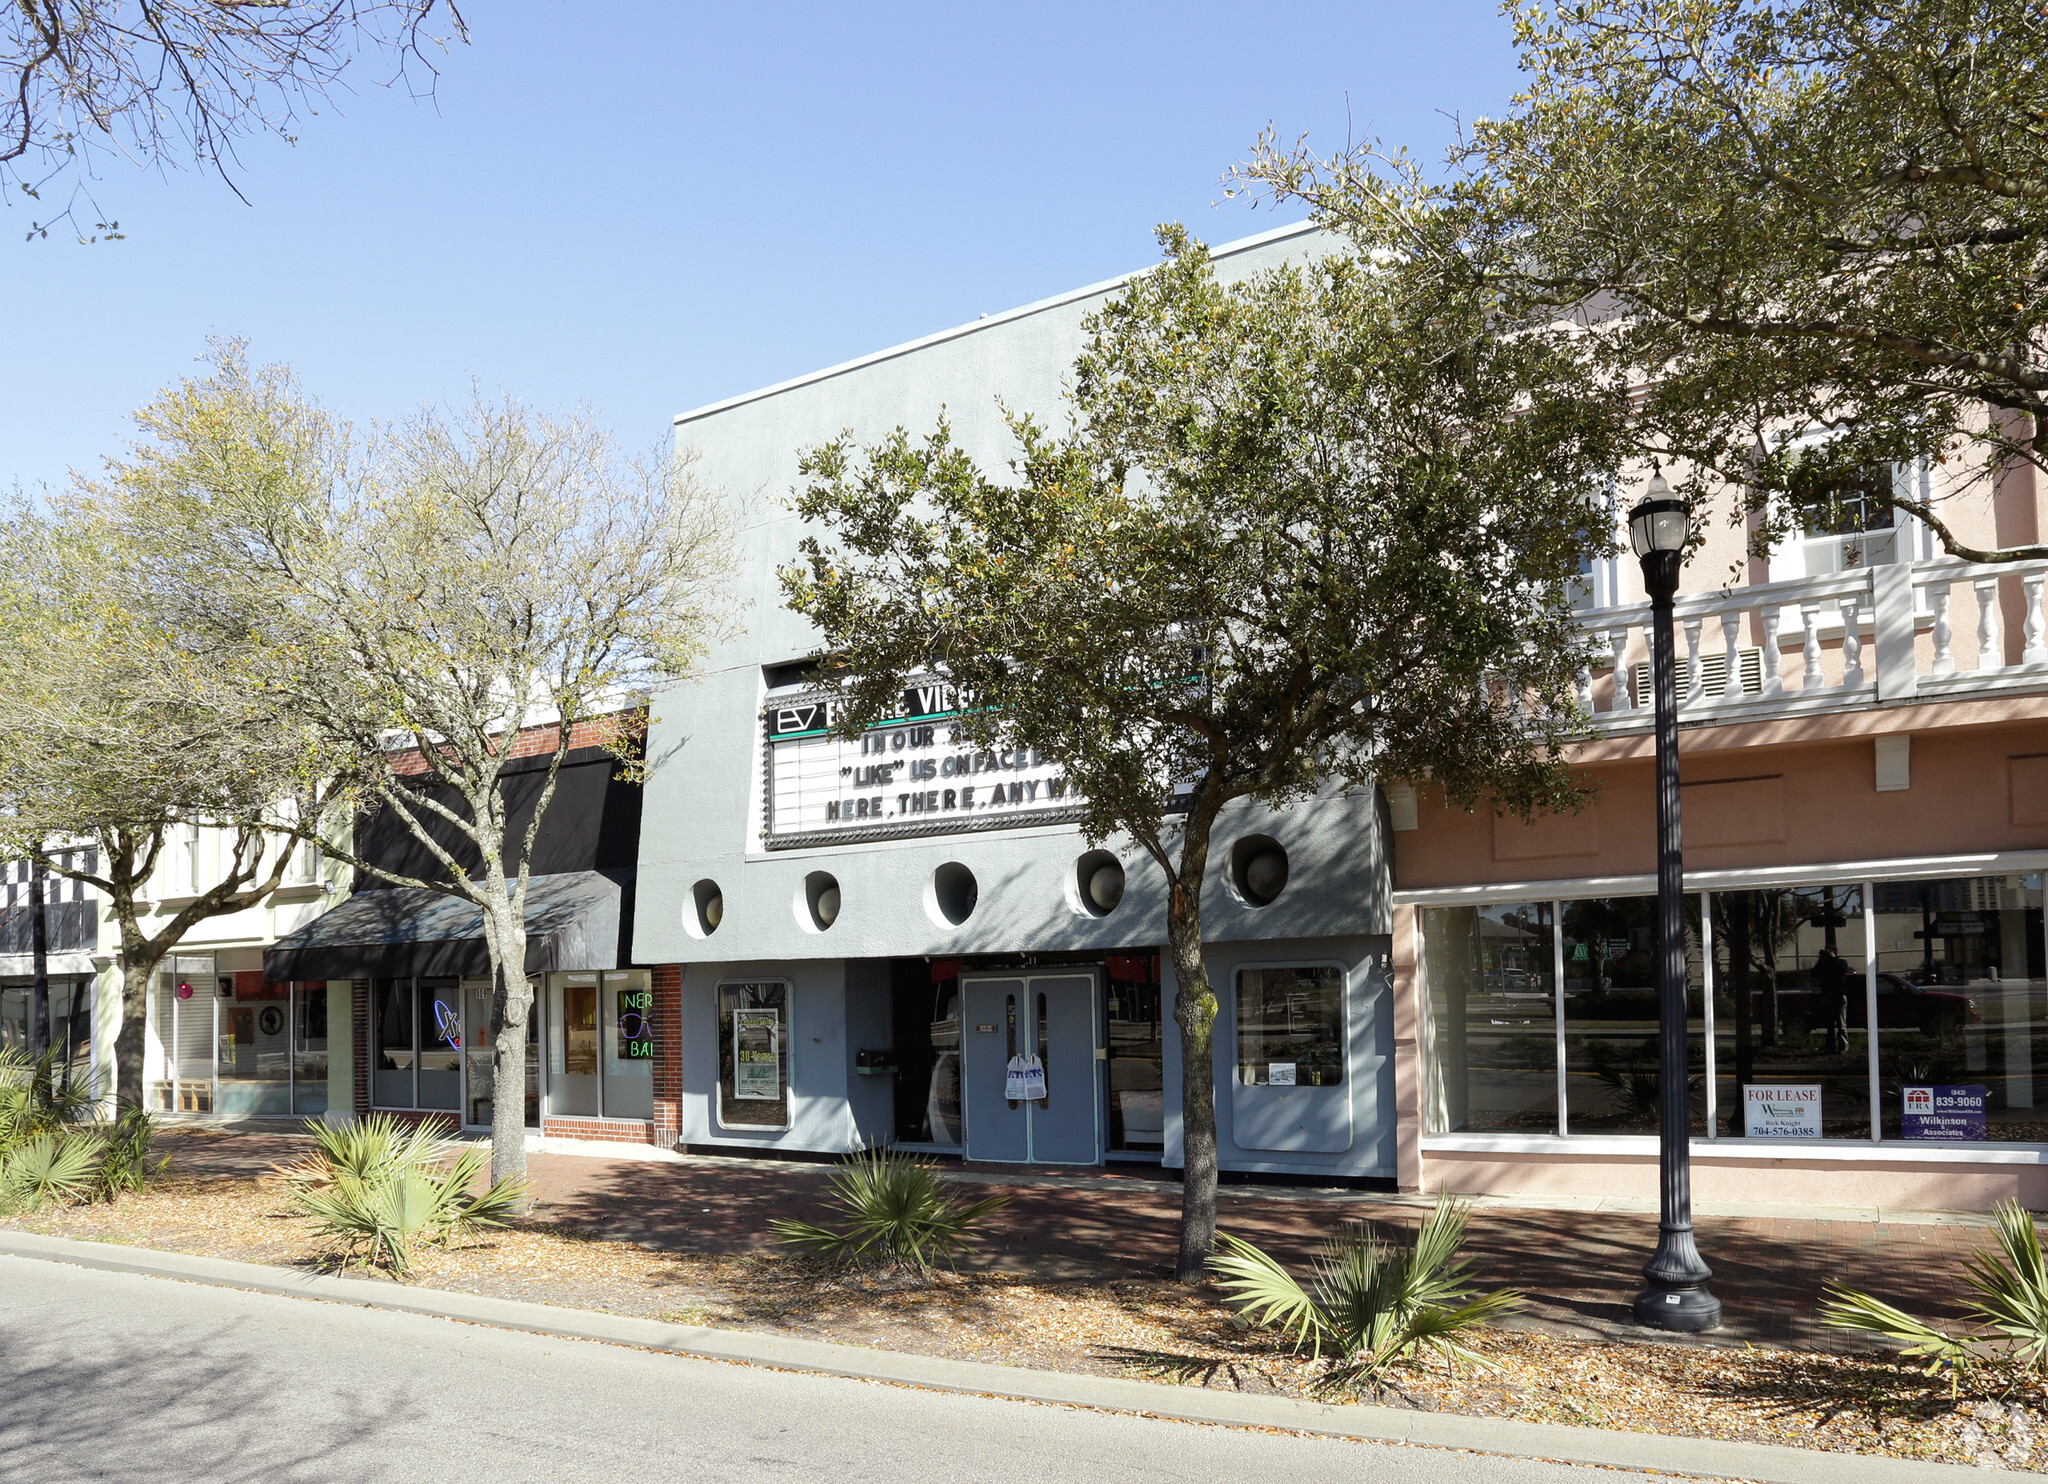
[959,972,1100,1164]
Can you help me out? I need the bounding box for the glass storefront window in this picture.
[1236,966,1344,1088]
[372,978,414,1108]
[373,977,461,1112]
[461,978,541,1130]
[1425,874,2048,1148]
[293,987,328,1117]
[1873,876,2045,1141]
[1423,904,1557,1134]
[1560,896,1703,1135]
[718,980,790,1129]
[1105,954,1163,1152]
[547,973,601,1117]
[601,970,654,1121]
[1710,886,1872,1139]
[217,993,291,1115]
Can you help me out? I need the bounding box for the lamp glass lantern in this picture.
[1627,486,1691,559]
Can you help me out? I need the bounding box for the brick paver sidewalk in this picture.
[158,1125,1995,1351]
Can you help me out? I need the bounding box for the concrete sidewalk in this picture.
[0,1229,1982,1483]
[155,1125,1993,1352]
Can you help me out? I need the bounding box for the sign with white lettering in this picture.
[1902,1084,1986,1141]
[1743,1083,1822,1138]
[764,686,1086,848]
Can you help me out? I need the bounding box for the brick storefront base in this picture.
[542,1117,656,1145]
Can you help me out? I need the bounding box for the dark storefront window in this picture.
[1236,966,1344,1089]
[372,977,460,1111]
[1105,954,1163,1152]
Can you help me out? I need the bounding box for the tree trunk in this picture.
[1165,817,1218,1283]
[113,948,163,1110]
[482,897,532,1190]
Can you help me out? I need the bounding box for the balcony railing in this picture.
[1574,557,2048,733]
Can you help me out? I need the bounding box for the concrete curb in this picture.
[0,1229,1980,1482]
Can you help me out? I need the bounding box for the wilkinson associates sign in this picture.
[762,683,1084,848]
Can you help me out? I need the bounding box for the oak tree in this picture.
[784,227,1617,1278]
[1247,0,2048,561]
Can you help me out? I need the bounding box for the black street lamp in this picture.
[1627,469,1722,1333]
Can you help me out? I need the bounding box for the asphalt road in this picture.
[0,1257,1671,1484]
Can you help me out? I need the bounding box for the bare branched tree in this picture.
[4,0,467,240]
[113,343,735,1182]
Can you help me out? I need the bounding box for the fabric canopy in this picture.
[263,870,628,982]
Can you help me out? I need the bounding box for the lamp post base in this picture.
[1632,1283,1723,1333]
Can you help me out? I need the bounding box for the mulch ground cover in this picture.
[5,1130,2039,1471]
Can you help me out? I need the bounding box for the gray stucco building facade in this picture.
[633,220,1397,1179]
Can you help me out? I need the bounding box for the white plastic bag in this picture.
[1005,1053,1047,1101]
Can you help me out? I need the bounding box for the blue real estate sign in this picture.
[1901,1084,1987,1141]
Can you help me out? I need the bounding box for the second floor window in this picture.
[1800,468,1900,574]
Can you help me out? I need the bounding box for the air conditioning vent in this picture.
[1629,646,1764,708]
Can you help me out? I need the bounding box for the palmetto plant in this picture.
[771,1143,1008,1280]
[285,1116,527,1276]
[0,1133,101,1211]
[1821,1200,2048,1392]
[273,1111,452,1189]
[1209,1196,1522,1391]
[0,1047,162,1211]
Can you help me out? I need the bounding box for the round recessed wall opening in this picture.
[685,879,723,939]
[1074,849,1125,918]
[798,871,841,933]
[1231,835,1289,907]
[927,861,978,927]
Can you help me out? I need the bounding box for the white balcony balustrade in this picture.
[1575,557,2048,733]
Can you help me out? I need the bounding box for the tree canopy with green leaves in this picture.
[1247,0,2048,563]
[0,488,350,1109]
[783,227,1618,1278]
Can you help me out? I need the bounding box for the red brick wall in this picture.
[351,980,370,1116]
[653,963,681,1149]
[541,1116,656,1144]
[388,710,647,777]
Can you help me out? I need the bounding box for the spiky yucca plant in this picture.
[1209,1195,1522,1390]
[1822,1199,2048,1392]
[771,1143,1007,1280]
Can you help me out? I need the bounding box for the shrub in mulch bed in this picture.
[3,1172,2042,1469]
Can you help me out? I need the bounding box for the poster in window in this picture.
[733,1008,781,1100]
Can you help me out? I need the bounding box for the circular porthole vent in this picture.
[1231,835,1289,907]
[1074,850,1125,917]
[685,879,724,938]
[927,862,978,927]
[798,871,841,933]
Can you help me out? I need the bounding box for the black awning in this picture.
[263,870,629,982]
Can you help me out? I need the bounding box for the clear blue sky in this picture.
[4,2,1523,496]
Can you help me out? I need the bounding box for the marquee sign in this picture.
[762,684,1086,849]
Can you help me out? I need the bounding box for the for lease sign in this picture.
[1744,1084,1823,1138]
